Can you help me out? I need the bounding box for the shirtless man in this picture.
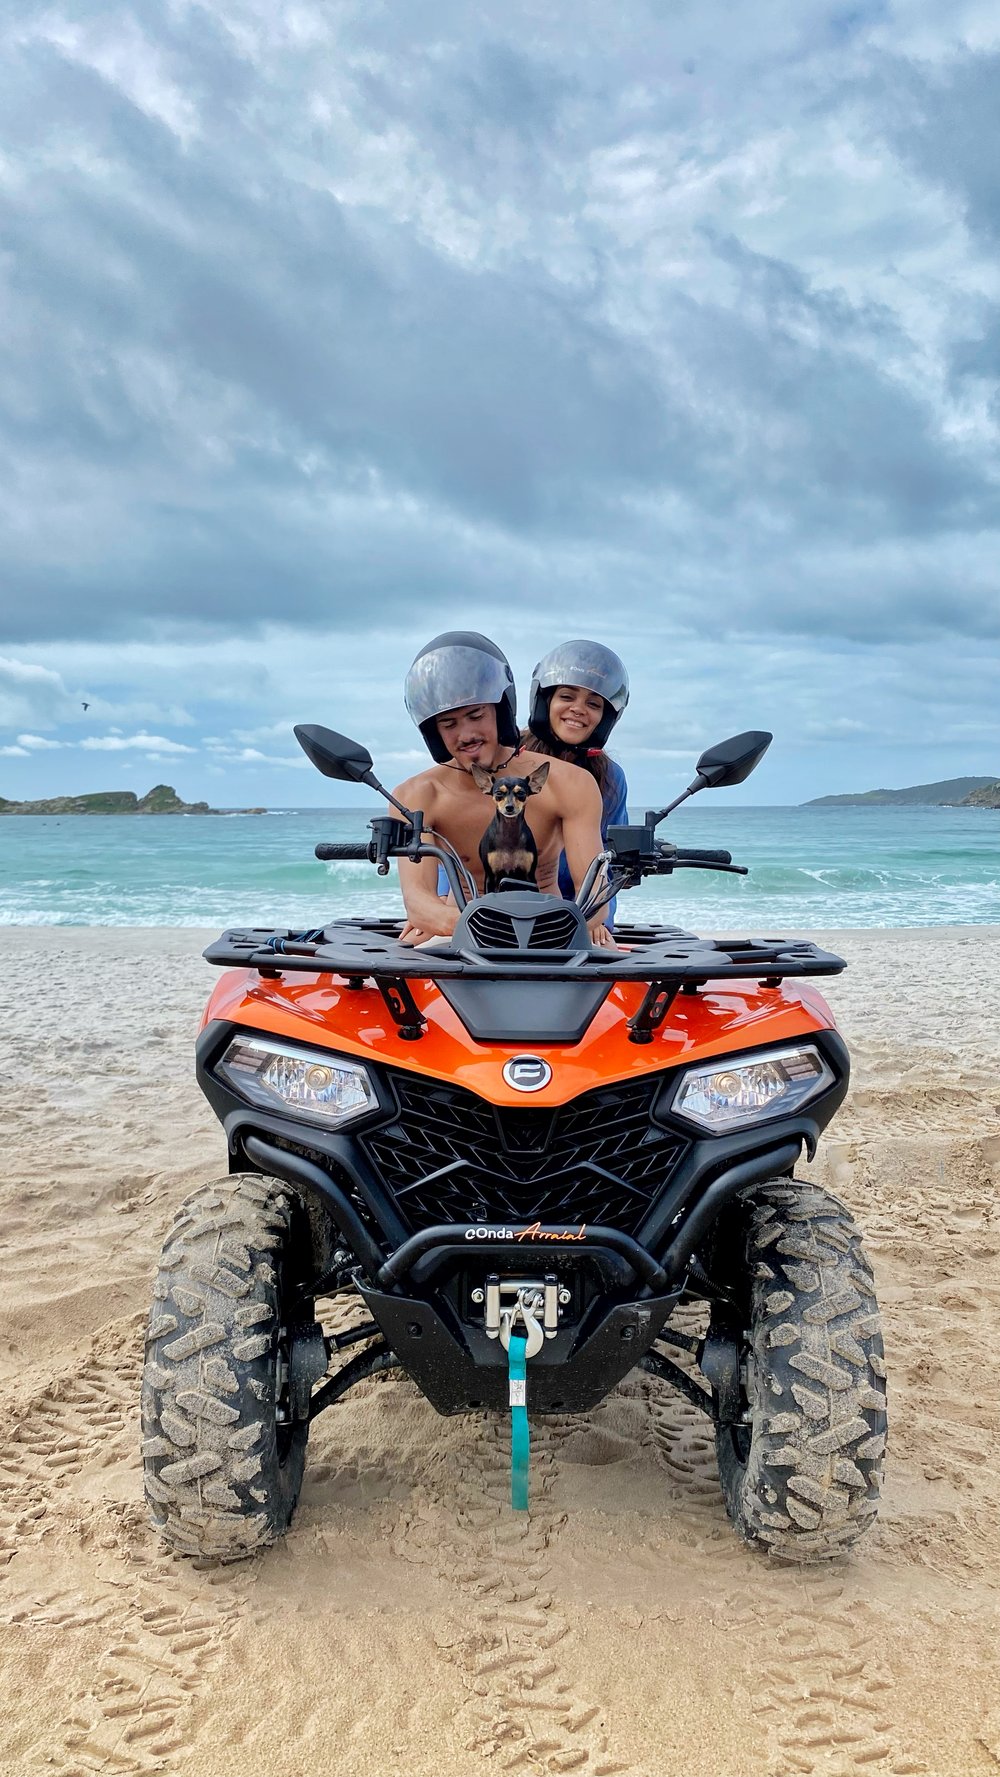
[394,631,613,946]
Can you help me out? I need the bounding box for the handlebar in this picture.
[671,846,733,866]
[316,825,473,907]
[315,842,373,861]
[315,833,743,899]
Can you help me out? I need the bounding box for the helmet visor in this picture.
[405,644,515,727]
[532,641,628,714]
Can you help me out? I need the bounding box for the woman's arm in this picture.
[604,760,629,829]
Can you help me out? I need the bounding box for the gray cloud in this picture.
[2,2,1000,799]
[881,50,1000,244]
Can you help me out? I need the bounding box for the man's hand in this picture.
[397,851,462,943]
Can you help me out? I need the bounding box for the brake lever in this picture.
[660,860,748,876]
[374,824,393,876]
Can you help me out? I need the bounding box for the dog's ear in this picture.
[470,765,494,793]
[526,762,550,794]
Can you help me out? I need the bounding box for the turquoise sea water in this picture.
[2,804,998,929]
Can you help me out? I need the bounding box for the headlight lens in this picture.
[217,1036,377,1128]
[671,1044,834,1133]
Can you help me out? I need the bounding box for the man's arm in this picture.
[397,849,461,941]
[554,767,615,943]
[388,773,460,943]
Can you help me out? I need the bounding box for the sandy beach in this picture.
[1,924,998,1777]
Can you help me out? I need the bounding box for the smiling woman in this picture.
[523,640,631,910]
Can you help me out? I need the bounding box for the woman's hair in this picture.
[521,727,614,798]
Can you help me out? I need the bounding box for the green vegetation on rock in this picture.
[959,782,1000,808]
[0,783,258,815]
[0,790,142,815]
[136,783,211,814]
[805,776,998,807]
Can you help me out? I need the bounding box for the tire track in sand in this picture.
[748,1570,926,1777]
[0,1323,141,1570]
[390,1407,634,1774]
[638,1347,924,1776]
[0,1317,253,1775]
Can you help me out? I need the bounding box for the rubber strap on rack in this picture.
[508,1333,529,1512]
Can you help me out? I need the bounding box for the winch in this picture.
[472,1272,570,1358]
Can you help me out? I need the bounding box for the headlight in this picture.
[670,1044,834,1133]
[216,1036,377,1129]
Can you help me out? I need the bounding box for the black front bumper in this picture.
[358,1279,681,1414]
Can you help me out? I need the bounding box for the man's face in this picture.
[435,702,499,766]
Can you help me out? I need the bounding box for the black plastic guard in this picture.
[357,1281,681,1415]
[435,976,612,1044]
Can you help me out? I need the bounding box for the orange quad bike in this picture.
[141,726,886,1562]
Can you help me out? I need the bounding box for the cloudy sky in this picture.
[2,0,999,807]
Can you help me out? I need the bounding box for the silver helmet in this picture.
[528,640,629,750]
[404,631,518,763]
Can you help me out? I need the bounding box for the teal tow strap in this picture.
[508,1333,530,1511]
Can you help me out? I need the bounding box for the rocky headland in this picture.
[805,775,999,807]
[0,783,265,815]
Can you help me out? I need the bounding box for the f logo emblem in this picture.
[502,1055,552,1093]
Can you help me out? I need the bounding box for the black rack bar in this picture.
[627,979,681,1045]
[376,976,426,1041]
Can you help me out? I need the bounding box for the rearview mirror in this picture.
[694,730,772,789]
[294,724,376,785]
[644,728,773,828]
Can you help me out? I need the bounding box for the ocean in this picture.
[1,804,998,930]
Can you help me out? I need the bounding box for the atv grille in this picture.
[466,907,519,948]
[361,1071,687,1235]
[527,908,580,949]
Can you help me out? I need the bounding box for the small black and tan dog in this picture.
[471,762,550,893]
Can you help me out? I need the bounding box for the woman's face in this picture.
[548,684,606,746]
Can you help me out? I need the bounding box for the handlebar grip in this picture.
[672,847,733,865]
[315,842,372,861]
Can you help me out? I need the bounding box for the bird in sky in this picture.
[82,701,90,711]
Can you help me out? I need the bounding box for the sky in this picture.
[1,0,999,808]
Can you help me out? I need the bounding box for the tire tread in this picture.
[716,1179,887,1562]
[141,1172,309,1561]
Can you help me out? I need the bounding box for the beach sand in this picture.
[1,925,998,1776]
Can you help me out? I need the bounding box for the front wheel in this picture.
[713,1179,887,1561]
[141,1173,314,1560]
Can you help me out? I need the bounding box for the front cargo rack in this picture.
[205,917,844,984]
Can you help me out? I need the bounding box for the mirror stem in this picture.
[644,774,707,829]
[363,771,419,830]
